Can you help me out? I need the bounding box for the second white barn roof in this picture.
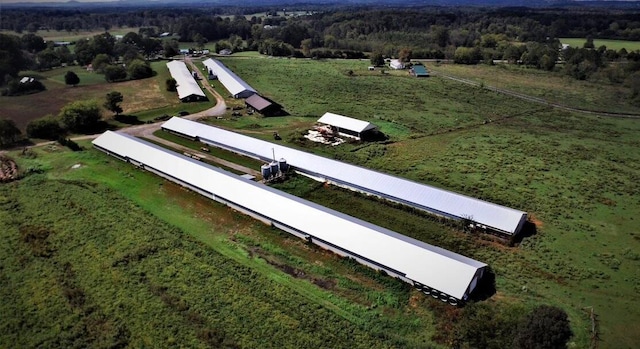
[92,131,486,300]
[162,117,527,235]
[166,60,206,100]
[318,112,377,133]
[203,58,256,98]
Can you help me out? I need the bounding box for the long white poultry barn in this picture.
[166,61,207,102]
[161,117,528,237]
[203,58,256,98]
[92,131,487,303]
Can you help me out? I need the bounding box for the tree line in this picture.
[0,91,124,149]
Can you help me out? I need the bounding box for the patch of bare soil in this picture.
[269,260,337,290]
[0,156,18,182]
[529,214,543,228]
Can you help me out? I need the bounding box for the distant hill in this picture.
[2,0,639,9]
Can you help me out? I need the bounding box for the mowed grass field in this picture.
[428,63,640,115]
[3,55,640,348]
[560,38,640,51]
[0,61,213,131]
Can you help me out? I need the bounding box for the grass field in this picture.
[428,62,640,115]
[203,56,640,348]
[0,61,214,131]
[560,38,640,51]
[2,144,447,348]
[3,55,640,348]
[0,28,141,43]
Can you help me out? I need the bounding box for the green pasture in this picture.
[428,63,640,115]
[3,55,640,348]
[2,144,442,348]
[560,37,640,51]
[202,56,640,348]
[215,57,529,143]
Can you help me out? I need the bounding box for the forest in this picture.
[1,6,640,86]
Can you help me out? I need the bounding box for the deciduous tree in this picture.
[127,59,153,80]
[26,116,64,140]
[59,100,102,133]
[103,65,127,82]
[370,52,384,66]
[104,91,124,115]
[166,78,177,92]
[64,71,80,87]
[398,48,412,63]
[0,34,29,79]
[0,119,22,147]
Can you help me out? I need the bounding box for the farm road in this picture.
[433,72,640,119]
[122,56,227,140]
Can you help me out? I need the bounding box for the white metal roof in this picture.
[203,58,256,98]
[166,60,206,100]
[317,112,377,133]
[92,131,486,299]
[162,117,527,235]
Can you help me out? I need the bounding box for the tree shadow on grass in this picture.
[114,114,144,125]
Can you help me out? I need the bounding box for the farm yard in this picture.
[2,53,640,348]
[0,61,214,131]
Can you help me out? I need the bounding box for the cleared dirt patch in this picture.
[1,74,170,131]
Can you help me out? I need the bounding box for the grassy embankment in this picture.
[206,56,640,348]
[560,38,640,52]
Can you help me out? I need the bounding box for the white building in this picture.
[162,117,528,237]
[203,58,256,98]
[93,131,488,303]
[317,112,378,140]
[390,59,405,70]
[166,61,207,102]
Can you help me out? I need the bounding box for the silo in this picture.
[261,164,271,179]
[278,158,288,172]
[270,161,279,177]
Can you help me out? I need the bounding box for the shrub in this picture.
[26,116,64,140]
[2,78,45,96]
[513,305,572,349]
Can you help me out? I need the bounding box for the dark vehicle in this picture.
[178,111,190,116]
[154,114,171,121]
